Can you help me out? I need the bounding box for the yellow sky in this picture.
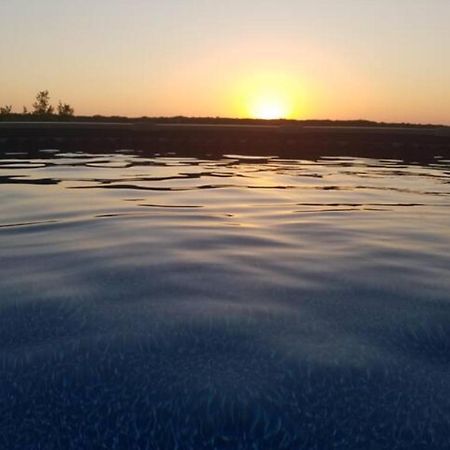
[1,1,449,124]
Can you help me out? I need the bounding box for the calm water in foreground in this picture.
[1,148,449,449]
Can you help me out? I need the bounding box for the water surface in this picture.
[1,148,449,449]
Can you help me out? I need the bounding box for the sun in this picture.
[233,72,303,120]
[250,94,290,120]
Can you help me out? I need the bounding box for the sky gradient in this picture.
[1,0,449,123]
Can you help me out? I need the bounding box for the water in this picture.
[1,148,449,449]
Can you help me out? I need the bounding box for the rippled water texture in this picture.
[1,148,450,449]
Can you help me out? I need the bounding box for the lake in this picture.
[1,147,449,449]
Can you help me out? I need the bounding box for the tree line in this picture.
[0,90,74,117]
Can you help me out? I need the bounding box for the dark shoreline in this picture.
[1,122,449,163]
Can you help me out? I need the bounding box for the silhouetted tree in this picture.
[0,105,13,115]
[57,101,74,117]
[22,106,29,114]
[32,90,54,115]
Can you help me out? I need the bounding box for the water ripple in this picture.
[1,148,449,449]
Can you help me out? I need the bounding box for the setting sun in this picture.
[232,72,306,120]
[250,94,290,119]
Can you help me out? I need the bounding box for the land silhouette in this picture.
[1,90,449,165]
[0,90,447,128]
[1,90,74,118]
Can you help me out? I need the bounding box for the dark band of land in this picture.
[1,121,449,163]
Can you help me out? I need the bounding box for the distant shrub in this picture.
[0,105,13,115]
[32,90,54,115]
[57,101,75,117]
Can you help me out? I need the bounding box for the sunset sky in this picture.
[1,0,449,123]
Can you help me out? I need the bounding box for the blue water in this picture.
[1,149,449,449]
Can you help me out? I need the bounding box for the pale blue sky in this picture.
[1,0,449,123]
